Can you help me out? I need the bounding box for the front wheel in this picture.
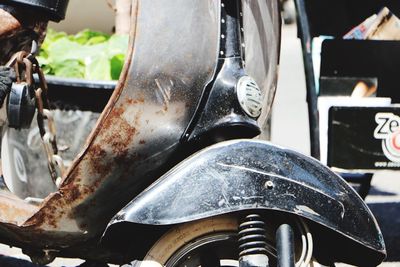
[143,215,325,267]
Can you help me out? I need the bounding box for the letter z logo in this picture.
[374,113,400,163]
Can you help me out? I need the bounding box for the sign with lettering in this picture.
[328,107,400,171]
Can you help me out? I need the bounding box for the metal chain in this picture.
[7,43,65,187]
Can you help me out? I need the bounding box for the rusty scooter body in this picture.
[0,0,386,266]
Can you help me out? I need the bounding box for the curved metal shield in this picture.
[106,139,385,266]
[0,0,221,250]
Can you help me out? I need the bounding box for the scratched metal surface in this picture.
[0,0,220,252]
[110,139,385,266]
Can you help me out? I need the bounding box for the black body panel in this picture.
[104,139,385,266]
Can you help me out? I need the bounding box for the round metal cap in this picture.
[236,76,263,118]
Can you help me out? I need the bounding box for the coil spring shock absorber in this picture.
[238,214,270,267]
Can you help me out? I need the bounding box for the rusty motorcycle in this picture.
[0,0,386,266]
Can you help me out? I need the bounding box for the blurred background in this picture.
[50,0,115,34]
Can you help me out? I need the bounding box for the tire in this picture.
[144,215,239,265]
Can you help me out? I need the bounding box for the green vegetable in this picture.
[38,29,129,81]
[110,54,125,80]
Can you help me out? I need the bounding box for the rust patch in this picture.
[88,164,110,181]
[64,186,80,203]
[21,84,150,231]
[90,144,107,158]
[101,106,125,130]
[99,105,139,156]
[24,193,63,228]
[87,145,112,178]
[45,99,144,221]
[126,97,145,105]
[104,126,136,155]
[82,186,93,196]
[44,212,57,228]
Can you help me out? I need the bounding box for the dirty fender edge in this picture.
[103,139,385,262]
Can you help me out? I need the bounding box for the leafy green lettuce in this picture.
[37,29,129,81]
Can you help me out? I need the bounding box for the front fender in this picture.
[105,139,385,264]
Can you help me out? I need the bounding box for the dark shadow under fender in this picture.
[103,139,386,265]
